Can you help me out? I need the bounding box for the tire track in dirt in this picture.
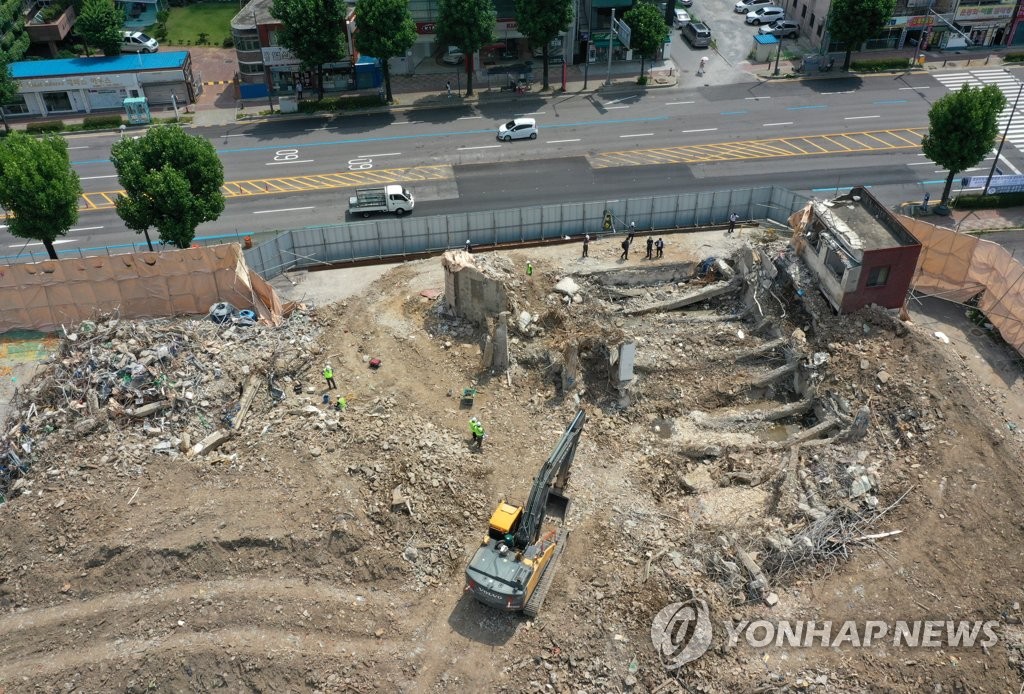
[1,627,370,683]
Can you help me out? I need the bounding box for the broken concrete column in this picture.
[491,312,510,372]
[749,361,798,389]
[734,336,788,362]
[625,280,739,316]
[127,399,173,418]
[561,341,579,393]
[441,250,508,326]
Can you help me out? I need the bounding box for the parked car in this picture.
[497,117,538,141]
[746,6,785,24]
[441,46,464,65]
[673,8,691,26]
[121,31,158,53]
[734,0,772,13]
[758,19,799,37]
[681,21,711,47]
[678,0,693,7]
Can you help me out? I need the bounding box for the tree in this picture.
[515,0,573,91]
[111,125,225,250]
[623,1,664,79]
[0,133,81,260]
[75,0,125,57]
[0,56,17,134]
[436,0,495,97]
[921,84,1006,206]
[354,0,417,103]
[271,0,348,100]
[826,0,896,71]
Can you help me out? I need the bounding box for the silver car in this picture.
[121,31,159,53]
[746,6,785,24]
[758,19,800,38]
[734,0,772,13]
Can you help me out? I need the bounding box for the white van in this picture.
[122,31,159,53]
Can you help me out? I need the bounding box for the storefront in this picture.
[951,2,1014,47]
[3,51,196,118]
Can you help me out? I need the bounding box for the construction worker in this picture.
[469,416,485,449]
[323,363,336,390]
[526,261,533,277]
[335,395,348,411]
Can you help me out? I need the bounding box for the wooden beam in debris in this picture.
[734,336,787,362]
[748,361,799,389]
[624,281,739,316]
[232,374,261,431]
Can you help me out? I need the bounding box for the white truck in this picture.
[348,185,415,217]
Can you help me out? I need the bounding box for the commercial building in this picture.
[3,52,198,118]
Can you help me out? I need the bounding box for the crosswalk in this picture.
[933,69,1024,157]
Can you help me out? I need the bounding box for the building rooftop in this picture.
[813,187,918,253]
[10,51,190,79]
[232,0,275,31]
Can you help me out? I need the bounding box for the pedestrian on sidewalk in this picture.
[728,212,738,235]
[296,82,303,100]
[582,234,590,258]
[446,80,452,98]
[656,237,665,258]
[646,236,654,259]
[698,56,709,76]
[922,192,930,210]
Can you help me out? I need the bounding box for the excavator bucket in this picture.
[545,488,570,522]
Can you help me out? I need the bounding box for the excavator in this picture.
[464,409,586,616]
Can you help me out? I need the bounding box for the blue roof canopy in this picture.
[10,51,190,79]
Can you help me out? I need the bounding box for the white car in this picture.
[121,31,159,53]
[497,117,538,142]
[746,6,785,24]
[673,8,691,26]
[441,46,464,65]
[735,0,772,12]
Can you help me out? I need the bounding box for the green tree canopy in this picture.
[827,0,896,70]
[111,125,225,250]
[436,0,495,97]
[75,0,125,57]
[0,56,18,133]
[0,133,81,260]
[354,0,417,102]
[623,1,664,78]
[514,0,573,90]
[921,84,1006,205]
[271,0,349,100]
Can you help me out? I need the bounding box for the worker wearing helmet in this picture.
[469,417,485,449]
[322,363,336,390]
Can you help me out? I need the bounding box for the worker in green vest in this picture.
[469,416,485,449]
[526,261,533,277]
[323,363,336,390]
[336,395,347,411]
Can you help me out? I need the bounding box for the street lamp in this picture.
[984,81,1023,193]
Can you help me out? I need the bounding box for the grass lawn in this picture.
[161,2,237,47]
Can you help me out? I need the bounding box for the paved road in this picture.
[2,68,1022,258]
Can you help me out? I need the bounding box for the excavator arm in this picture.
[514,409,586,549]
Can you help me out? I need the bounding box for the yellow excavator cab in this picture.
[488,502,522,535]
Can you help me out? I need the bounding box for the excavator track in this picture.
[524,529,568,618]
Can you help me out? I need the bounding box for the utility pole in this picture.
[605,9,615,86]
[773,37,782,76]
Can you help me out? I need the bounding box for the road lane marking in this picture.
[457,116,483,120]
[787,105,827,110]
[10,238,80,247]
[908,162,930,166]
[254,206,315,214]
[358,152,400,157]
[721,110,748,115]
[517,111,546,116]
[604,106,629,110]
[899,86,930,90]
[763,122,793,126]
[548,139,581,143]
[266,160,315,165]
[67,146,89,150]
[845,115,881,120]
[874,99,908,104]
[222,134,247,137]
[605,97,629,105]
[620,133,653,138]
[682,128,717,133]
[80,175,118,180]
[69,227,102,232]
[820,91,855,95]
[665,101,694,105]
[745,96,770,100]
[459,145,501,150]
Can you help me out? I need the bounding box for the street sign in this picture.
[613,17,631,49]
[961,174,1024,189]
